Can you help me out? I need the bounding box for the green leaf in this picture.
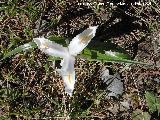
[48,56,61,61]
[132,109,151,120]
[145,91,157,113]
[0,35,66,61]
[88,41,129,56]
[81,48,151,66]
[48,35,67,46]
[79,40,152,66]
[1,42,37,61]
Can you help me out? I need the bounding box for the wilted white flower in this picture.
[101,67,124,97]
[33,26,98,96]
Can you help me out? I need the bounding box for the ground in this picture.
[0,0,160,120]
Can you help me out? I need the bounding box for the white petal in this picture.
[33,37,68,58]
[59,55,76,96]
[61,55,75,72]
[62,71,76,96]
[68,26,98,56]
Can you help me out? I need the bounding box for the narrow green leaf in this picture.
[48,35,67,46]
[48,56,61,61]
[1,35,65,61]
[81,48,152,66]
[88,41,129,57]
[80,40,152,66]
[1,42,37,61]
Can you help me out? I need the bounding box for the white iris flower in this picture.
[33,26,98,96]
